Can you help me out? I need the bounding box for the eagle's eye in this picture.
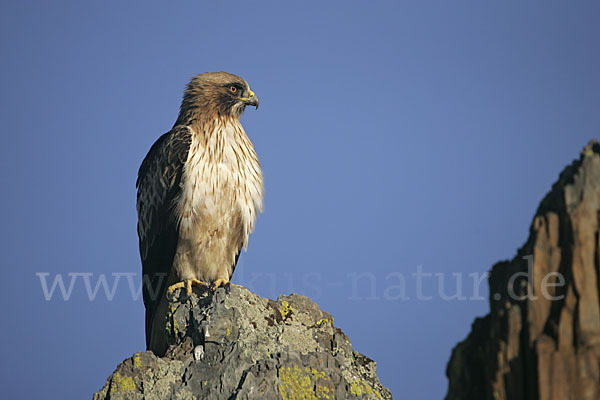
[229,85,238,93]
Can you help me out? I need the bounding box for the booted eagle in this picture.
[136,72,263,354]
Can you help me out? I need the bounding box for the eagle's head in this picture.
[175,72,259,126]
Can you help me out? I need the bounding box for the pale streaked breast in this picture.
[175,118,263,272]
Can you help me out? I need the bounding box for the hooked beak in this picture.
[241,89,259,109]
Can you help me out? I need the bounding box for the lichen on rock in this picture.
[94,284,391,399]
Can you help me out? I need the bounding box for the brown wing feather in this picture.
[136,125,191,349]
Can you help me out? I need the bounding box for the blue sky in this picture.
[1,1,598,398]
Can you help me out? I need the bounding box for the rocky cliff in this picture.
[446,140,600,400]
[94,284,391,399]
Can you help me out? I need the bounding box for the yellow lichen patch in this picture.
[315,318,333,327]
[226,328,231,336]
[349,379,382,399]
[133,353,142,368]
[280,300,292,319]
[316,385,332,399]
[110,372,136,393]
[279,365,334,400]
[309,368,328,381]
[168,305,179,334]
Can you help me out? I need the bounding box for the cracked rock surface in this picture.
[446,140,600,400]
[94,284,392,399]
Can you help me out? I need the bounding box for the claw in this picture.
[211,278,229,291]
[168,278,207,295]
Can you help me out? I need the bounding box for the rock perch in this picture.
[94,284,392,399]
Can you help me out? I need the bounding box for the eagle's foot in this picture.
[167,278,207,295]
[211,278,229,291]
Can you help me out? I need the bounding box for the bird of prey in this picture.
[136,72,263,354]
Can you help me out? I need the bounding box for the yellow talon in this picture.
[167,281,185,293]
[211,278,229,290]
[168,278,207,295]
